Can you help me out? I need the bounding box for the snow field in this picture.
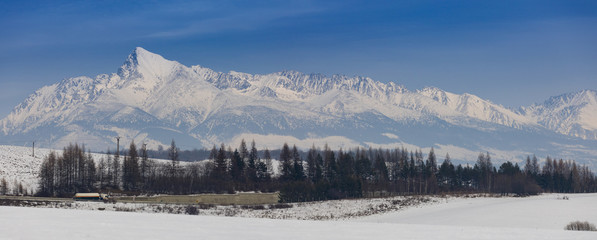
[1,192,596,239]
[0,204,595,240]
[0,195,437,220]
[361,193,597,230]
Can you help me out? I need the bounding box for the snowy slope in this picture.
[1,47,596,166]
[0,145,176,193]
[521,90,597,140]
[418,87,535,129]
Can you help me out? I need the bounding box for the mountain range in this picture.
[2,47,596,166]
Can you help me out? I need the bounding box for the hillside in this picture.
[0,145,174,193]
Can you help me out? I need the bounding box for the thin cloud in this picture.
[146,6,324,39]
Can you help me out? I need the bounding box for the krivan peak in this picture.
[118,47,181,79]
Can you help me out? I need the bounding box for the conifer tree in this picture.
[438,153,455,191]
[292,145,305,181]
[263,148,273,177]
[140,143,149,190]
[306,145,317,181]
[239,139,249,162]
[279,143,293,182]
[323,144,337,182]
[230,149,245,184]
[246,140,258,183]
[123,141,140,191]
[213,144,228,181]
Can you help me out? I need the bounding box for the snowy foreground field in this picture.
[1,194,597,239]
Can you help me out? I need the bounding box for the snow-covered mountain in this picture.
[1,47,596,166]
[418,87,536,129]
[520,90,597,140]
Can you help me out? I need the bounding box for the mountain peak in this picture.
[118,47,180,79]
[578,89,597,101]
[134,46,151,55]
[538,89,597,108]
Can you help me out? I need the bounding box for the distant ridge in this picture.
[1,47,596,166]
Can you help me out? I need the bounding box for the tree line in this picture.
[37,140,597,202]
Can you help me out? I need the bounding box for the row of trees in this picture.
[38,144,96,196]
[37,140,597,202]
[37,140,274,196]
[0,177,26,196]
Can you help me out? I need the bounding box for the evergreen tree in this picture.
[323,144,337,182]
[123,141,140,191]
[306,145,318,181]
[438,153,455,191]
[256,159,270,183]
[212,144,228,182]
[355,148,371,184]
[246,140,259,184]
[425,147,438,193]
[415,150,425,193]
[372,152,389,189]
[292,145,305,181]
[209,145,217,160]
[263,148,273,177]
[408,151,416,193]
[230,149,245,183]
[279,143,293,182]
[239,139,249,162]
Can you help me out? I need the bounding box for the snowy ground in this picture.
[360,193,597,230]
[0,145,53,193]
[0,145,123,193]
[0,195,437,220]
[1,194,597,239]
[2,144,596,239]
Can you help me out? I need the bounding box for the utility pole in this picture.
[32,141,35,158]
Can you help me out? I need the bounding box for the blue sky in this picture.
[1,0,596,118]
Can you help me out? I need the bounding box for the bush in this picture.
[197,204,215,210]
[240,205,266,210]
[565,221,597,231]
[185,205,199,215]
[269,203,292,209]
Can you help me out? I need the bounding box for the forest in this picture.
[37,140,597,202]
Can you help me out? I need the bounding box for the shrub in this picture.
[565,221,597,231]
[240,205,266,210]
[197,204,215,210]
[185,205,199,215]
[115,206,134,212]
[269,203,292,209]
